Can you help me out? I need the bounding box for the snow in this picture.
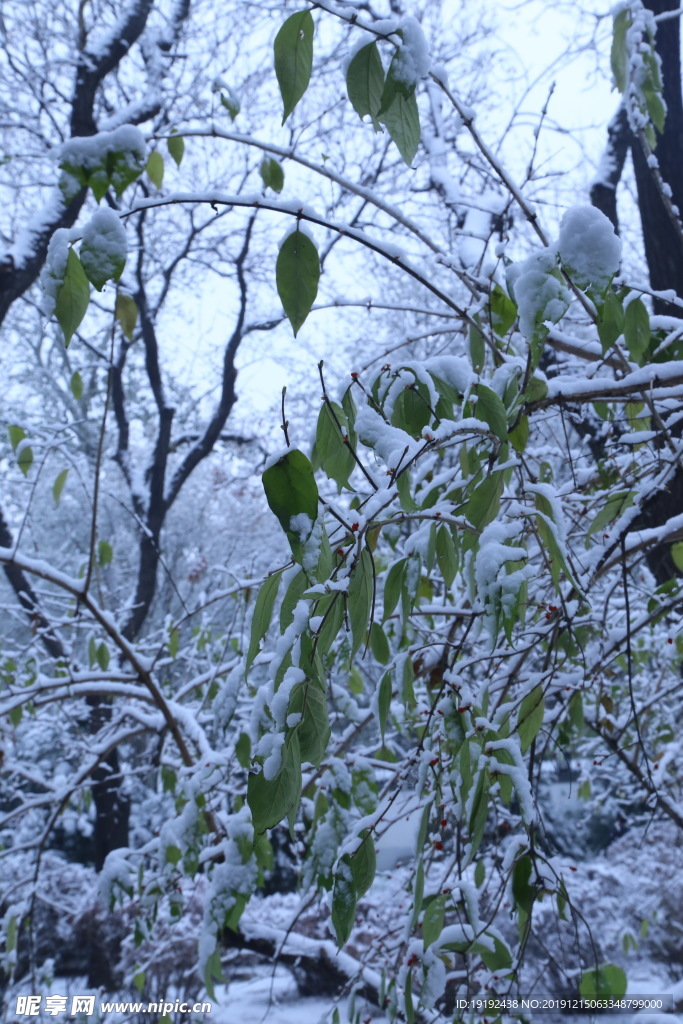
[39,228,72,316]
[507,248,571,339]
[558,205,622,293]
[392,17,431,89]
[80,208,128,289]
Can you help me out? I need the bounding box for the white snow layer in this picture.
[557,205,622,293]
[392,17,431,88]
[80,208,128,289]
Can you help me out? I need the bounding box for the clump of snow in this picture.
[40,228,72,316]
[507,249,570,339]
[558,205,622,293]
[80,208,128,290]
[392,17,430,88]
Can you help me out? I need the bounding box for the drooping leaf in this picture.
[116,293,138,340]
[611,8,630,93]
[347,830,376,897]
[260,156,285,193]
[146,151,164,189]
[490,285,517,336]
[579,963,627,1000]
[465,472,504,531]
[587,490,634,538]
[314,401,355,488]
[422,894,447,949]
[517,684,544,752]
[347,548,373,657]
[597,288,624,352]
[274,10,314,124]
[52,469,69,505]
[289,680,330,766]
[98,540,113,566]
[167,135,185,167]
[624,297,650,364]
[331,874,356,947]
[276,229,320,336]
[55,248,90,346]
[380,90,420,166]
[346,42,385,130]
[70,370,83,400]
[475,385,508,440]
[377,671,392,738]
[247,729,302,833]
[246,570,283,673]
[263,448,319,561]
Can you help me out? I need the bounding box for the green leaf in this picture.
[98,540,113,566]
[347,548,373,657]
[247,570,283,673]
[611,9,630,92]
[377,671,392,738]
[383,558,406,621]
[597,288,624,352]
[475,385,508,440]
[260,156,285,193]
[8,424,25,452]
[314,401,355,488]
[435,525,457,588]
[168,627,179,659]
[347,830,376,897]
[203,946,224,1002]
[369,621,390,665]
[104,149,141,197]
[289,681,330,766]
[55,248,90,346]
[380,90,420,166]
[579,963,627,1000]
[467,771,490,862]
[672,542,683,573]
[167,135,185,167]
[276,229,320,336]
[235,733,251,770]
[96,642,110,671]
[517,684,544,753]
[587,490,634,538]
[70,370,83,399]
[469,323,486,373]
[512,854,535,914]
[262,448,319,561]
[490,285,517,336]
[133,970,146,994]
[465,472,503,531]
[474,860,485,888]
[8,425,33,477]
[525,375,548,403]
[146,151,164,189]
[52,469,69,505]
[331,875,356,946]
[509,415,529,453]
[624,298,650,364]
[165,844,181,866]
[247,728,302,833]
[115,293,138,340]
[346,42,385,130]
[274,10,314,124]
[422,894,446,949]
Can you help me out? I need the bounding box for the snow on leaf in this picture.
[80,208,127,291]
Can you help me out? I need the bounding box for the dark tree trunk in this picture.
[591,0,683,583]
